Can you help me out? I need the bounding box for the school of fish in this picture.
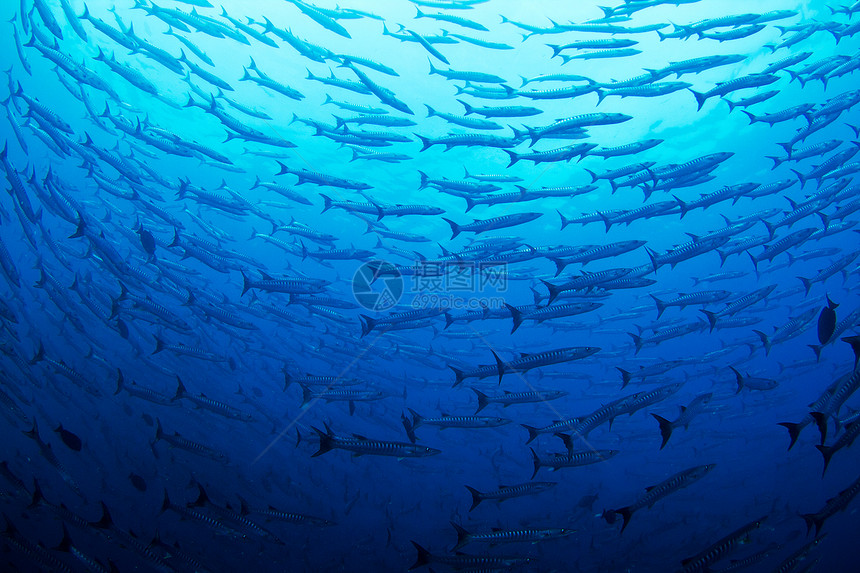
[1,0,859,571]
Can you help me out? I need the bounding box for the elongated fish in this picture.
[603,464,715,533]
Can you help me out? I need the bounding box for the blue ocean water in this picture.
[1,0,859,571]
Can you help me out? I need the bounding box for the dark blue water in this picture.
[1,0,858,571]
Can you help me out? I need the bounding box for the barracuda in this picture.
[678,516,768,573]
[464,481,557,511]
[153,418,229,463]
[241,270,328,296]
[451,521,573,550]
[489,346,600,383]
[652,393,713,448]
[242,500,335,527]
[312,424,440,458]
[522,396,629,444]
[604,464,715,533]
[472,388,568,414]
[408,408,510,432]
[114,369,173,405]
[531,447,618,478]
[800,473,860,535]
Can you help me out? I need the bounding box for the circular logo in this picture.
[352,260,403,311]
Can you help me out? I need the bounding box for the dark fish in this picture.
[136,224,157,261]
[809,307,860,360]
[578,493,599,510]
[817,295,839,344]
[845,335,860,369]
[128,473,147,492]
[53,423,82,452]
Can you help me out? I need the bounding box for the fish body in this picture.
[678,517,768,573]
[817,296,839,344]
[700,285,777,330]
[530,448,618,478]
[604,464,715,532]
[464,481,557,511]
[800,473,860,535]
[312,425,440,458]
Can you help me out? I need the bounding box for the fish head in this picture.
[421,446,442,457]
[698,464,717,476]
